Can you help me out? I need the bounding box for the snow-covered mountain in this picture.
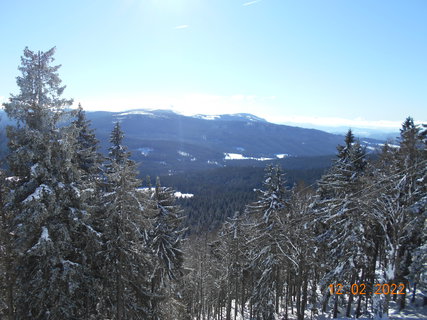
[193,113,267,123]
[0,108,386,176]
[77,109,385,176]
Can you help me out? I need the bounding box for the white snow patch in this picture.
[174,191,194,199]
[224,153,273,161]
[378,143,400,148]
[27,226,51,253]
[61,259,80,270]
[103,191,115,197]
[194,114,220,120]
[275,154,289,159]
[5,176,20,182]
[30,164,39,176]
[178,150,190,157]
[225,153,246,160]
[118,110,154,116]
[72,185,81,197]
[138,147,153,156]
[23,184,52,203]
[40,226,50,241]
[86,224,102,237]
[137,187,155,193]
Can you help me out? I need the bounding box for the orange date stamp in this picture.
[329,283,405,295]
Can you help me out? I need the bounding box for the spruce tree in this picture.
[0,170,15,320]
[245,165,289,319]
[148,177,185,319]
[99,122,152,319]
[70,103,105,317]
[2,47,94,319]
[72,104,103,177]
[315,129,371,317]
[368,117,426,313]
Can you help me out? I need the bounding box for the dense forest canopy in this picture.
[0,48,425,320]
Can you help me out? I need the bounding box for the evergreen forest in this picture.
[0,48,425,320]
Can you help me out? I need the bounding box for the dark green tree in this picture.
[98,122,152,319]
[2,47,95,319]
[148,177,185,319]
[245,165,289,319]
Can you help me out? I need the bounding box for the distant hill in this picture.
[83,109,383,176]
[0,108,385,176]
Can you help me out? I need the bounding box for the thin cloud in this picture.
[268,115,406,130]
[243,0,262,6]
[174,25,189,30]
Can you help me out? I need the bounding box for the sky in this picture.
[0,0,426,130]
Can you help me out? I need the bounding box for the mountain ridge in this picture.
[0,108,386,177]
[79,108,385,176]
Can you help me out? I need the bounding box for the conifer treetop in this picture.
[109,122,129,165]
[3,46,73,129]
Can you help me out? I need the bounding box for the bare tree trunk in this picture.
[241,276,245,318]
[355,294,362,318]
[115,215,123,320]
[346,273,356,317]
[226,291,232,320]
[275,268,280,314]
[285,277,289,320]
[296,280,302,320]
[411,283,417,303]
[234,273,238,320]
[115,257,123,320]
[332,294,338,318]
[4,237,15,320]
[322,290,330,313]
[300,277,308,320]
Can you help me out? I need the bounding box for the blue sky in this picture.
[0,0,426,129]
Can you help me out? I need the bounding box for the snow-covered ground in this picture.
[276,153,289,159]
[224,153,274,161]
[174,191,194,199]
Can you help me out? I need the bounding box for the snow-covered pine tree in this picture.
[2,47,96,319]
[314,129,371,318]
[147,177,185,319]
[0,170,15,320]
[245,165,289,320]
[368,117,426,314]
[70,103,106,316]
[72,104,103,178]
[99,122,152,319]
[408,123,427,304]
